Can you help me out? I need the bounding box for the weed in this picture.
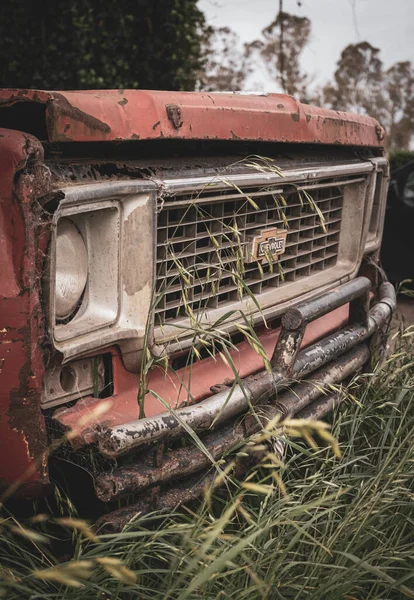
[0,327,413,599]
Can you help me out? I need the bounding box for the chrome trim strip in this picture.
[156,162,375,195]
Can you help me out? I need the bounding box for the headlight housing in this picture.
[55,218,88,320]
[48,181,157,372]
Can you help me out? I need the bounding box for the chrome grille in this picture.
[155,182,344,325]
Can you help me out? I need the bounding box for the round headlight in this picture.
[55,218,88,320]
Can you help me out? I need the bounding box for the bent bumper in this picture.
[98,277,396,459]
[54,277,396,529]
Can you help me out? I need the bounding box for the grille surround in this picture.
[156,184,343,324]
[153,162,375,344]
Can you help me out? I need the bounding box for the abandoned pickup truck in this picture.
[0,89,395,529]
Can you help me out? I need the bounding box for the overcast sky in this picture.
[199,0,414,91]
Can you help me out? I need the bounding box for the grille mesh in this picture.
[155,182,344,325]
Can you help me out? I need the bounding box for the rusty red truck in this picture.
[0,89,395,529]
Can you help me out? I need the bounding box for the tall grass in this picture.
[1,324,413,599]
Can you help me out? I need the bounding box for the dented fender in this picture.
[0,129,50,495]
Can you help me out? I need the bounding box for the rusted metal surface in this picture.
[272,344,370,418]
[0,89,384,147]
[270,327,304,375]
[270,279,371,376]
[95,278,395,459]
[93,377,344,532]
[93,344,369,503]
[93,342,371,531]
[0,129,51,493]
[54,306,350,447]
[165,104,183,129]
[297,393,342,420]
[94,420,246,502]
[95,471,216,534]
[282,277,372,331]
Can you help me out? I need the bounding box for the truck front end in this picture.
[0,90,395,529]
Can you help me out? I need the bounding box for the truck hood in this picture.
[0,88,384,147]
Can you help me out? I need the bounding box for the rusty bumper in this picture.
[91,277,395,530]
[97,277,395,458]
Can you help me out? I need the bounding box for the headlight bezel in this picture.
[52,200,121,341]
[48,180,157,372]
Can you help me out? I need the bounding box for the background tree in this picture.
[246,12,311,98]
[198,26,249,92]
[322,42,414,149]
[384,61,414,151]
[322,42,385,116]
[0,0,206,91]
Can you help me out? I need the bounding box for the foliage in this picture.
[1,324,413,599]
[198,26,250,92]
[246,12,311,98]
[389,150,414,173]
[199,11,311,97]
[322,43,414,151]
[0,0,206,91]
[384,62,414,151]
[322,42,384,116]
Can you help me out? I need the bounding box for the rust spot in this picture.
[64,123,70,132]
[277,103,284,109]
[94,419,245,502]
[152,121,161,130]
[2,168,51,485]
[118,98,128,106]
[166,104,183,129]
[95,471,217,532]
[47,95,111,135]
[291,111,300,122]
[305,113,311,124]
[23,137,43,161]
[230,130,241,140]
[0,93,26,106]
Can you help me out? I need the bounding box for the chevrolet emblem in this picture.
[245,228,287,264]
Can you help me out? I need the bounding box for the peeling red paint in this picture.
[0,129,50,495]
[0,89,384,147]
